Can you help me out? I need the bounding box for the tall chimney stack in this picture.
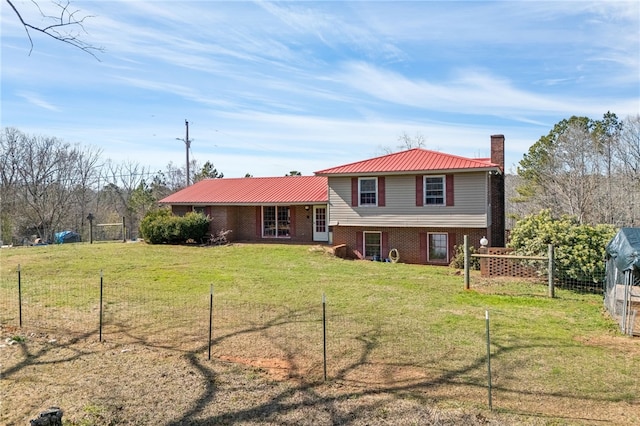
[490,134,505,172]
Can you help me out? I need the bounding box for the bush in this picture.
[181,212,212,242]
[508,209,616,284]
[449,244,480,270]
[140,210,211,244]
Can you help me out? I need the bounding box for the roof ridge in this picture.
[315,147,498,175]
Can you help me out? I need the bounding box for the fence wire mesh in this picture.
[2,266,638,416]
[468,252,606,296]
[604,258,640,336]
[0,269,488,386]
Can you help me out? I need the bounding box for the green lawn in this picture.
[1,241,638,422]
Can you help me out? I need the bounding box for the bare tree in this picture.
[379,131,427,154]
[100,160,151,239]
[70,145,102,237]
[397,131,426,150]
[0,128,26,243]
[5,0,103,59]
[613,115,640,226]
[15,134,84,241]
[517,116,604,224]
[514,113,640,226]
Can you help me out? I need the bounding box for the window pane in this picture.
[360,179,376,192]
[315,207,326,232]
[263,206,290,238]
[428,233,448,261]
[360,178,377,206]
[364,232,381,259]
[263,206,276,237]
[277,206,290,237]
[425,177,444,205]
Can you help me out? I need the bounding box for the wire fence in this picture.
[0,266,494,386]
[2,264,636,417]
[465,243,607,296]
[604,258,640,336]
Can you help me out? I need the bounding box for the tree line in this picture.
[2,113,638,245]
[0,127,222,245]
[508,112,640,228]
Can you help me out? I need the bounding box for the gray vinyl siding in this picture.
[328,173,488,228]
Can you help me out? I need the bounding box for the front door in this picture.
[313,205,328,241]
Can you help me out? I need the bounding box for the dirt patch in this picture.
[218,356,294,381]
[575,333,640,355]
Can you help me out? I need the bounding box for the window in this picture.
[428,233,448,262]
[424,176,445,205]
[263,206,290,238]
[363,232,382,260]
[359,177,377,206]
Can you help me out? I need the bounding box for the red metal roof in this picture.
[159,176,328,205]
[314,148,499,176]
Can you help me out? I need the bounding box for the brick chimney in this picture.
[490,134,505,172]
[489,134,505,247]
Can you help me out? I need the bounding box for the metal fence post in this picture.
[464,235,470,290]
[18,264,22,328]
[99,270,104,341]
[548,244,555,298]
[486,309,492,410]
[208,284,213,360]
[322,293,327,381]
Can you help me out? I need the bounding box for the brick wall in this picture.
[332,226,488,265]
[291,206,314,242]
[217,205,315,243]
[171,205,191,216]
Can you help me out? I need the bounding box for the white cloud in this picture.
[2,0,638,181]
[16,91,61,112]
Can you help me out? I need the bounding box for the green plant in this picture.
[508,209,616,283]
[449,244,479,270]
[139,210,210,244]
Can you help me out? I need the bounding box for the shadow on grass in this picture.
[159,311,618,426]
[1,328,100,378]
[1,307,627,425]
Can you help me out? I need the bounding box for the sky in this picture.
[1,1,639,178]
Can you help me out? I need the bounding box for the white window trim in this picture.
[424,175,446,206]
[359,177,378,207]
[427,232,448,263]
[262,205,291,239]
[363,231,382,259]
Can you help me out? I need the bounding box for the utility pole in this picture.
[176,119,192,186]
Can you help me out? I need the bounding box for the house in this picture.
[314,134,505,264]
[160,135,505,264]
[159,176,330,243]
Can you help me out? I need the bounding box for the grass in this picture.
[1,241,639,424]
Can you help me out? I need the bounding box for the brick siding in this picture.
[185,205,316,243]
[332,226,489,265]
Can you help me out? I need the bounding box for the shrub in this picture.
[140,210,211,244]
[181,212,211,242]
[449,244,480,270]
[508,209,616,284]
